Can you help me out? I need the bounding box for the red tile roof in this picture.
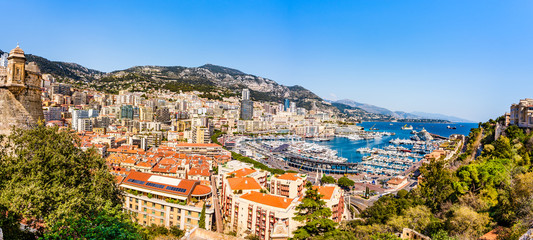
[227,177,262,191]
[276,173,301,181]
[240,191,292,209]
[228,168,256,178]
[191,184,211,196]
[313,186,335,200]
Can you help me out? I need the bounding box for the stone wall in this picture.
[0,88,36,135]
[16,85,44,123]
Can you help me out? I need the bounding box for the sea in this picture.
[308,121,478,164]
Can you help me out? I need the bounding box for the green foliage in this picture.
[445,205,490,239]
[321,175,336,184]
[418,160,456,212]
[199,203,206,229]
[43,204,145,240]
[0,125,122,232]
[337,177,354,190]
[361,194,416,225]
[143,224,184,239]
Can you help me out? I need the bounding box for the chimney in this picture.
[284,198,287,202]
[245,180,248,184]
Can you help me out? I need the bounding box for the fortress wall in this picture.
[0,88,35,135]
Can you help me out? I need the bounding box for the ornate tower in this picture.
[6,44,26,90]
[0,44,44,135]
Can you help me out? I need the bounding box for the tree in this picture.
[199,202,206,229]
[43,204,144,240]
[418,160,456,212]
[386,205,433,234]
[445,205,490,239]
[0,125,122,233]
[321,175,336,185]
[292,183,338,239]
[337,177,354,190]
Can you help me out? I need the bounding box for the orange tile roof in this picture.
[136,161,152,168]
[276,173,301,181]
[228,168,256,178]
[240,191,292,209]
[189,167,211,177]
[191,184,211,196]
[313,186,335,200]
[227,177,261,191]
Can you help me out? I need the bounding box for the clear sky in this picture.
[2,0,533,122]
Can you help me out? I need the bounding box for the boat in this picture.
[447,126,457,129]
[401,124,413,130]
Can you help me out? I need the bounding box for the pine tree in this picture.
[199,203,206,229]
[292,182,339,239]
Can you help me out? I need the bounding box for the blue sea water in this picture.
[309,122,478,163]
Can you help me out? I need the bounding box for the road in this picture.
[210,176,223,233]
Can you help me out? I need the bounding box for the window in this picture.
[187,218,191,223]
[170,221,173,226]
[136,199,139,203]
[170,207,174,212]
[129,204,132,208]
[143,214,147,219]
[143,208,147,212]
[135,206,139,210]
[160,219,164,224]
[161,212,165,217]
[187,211,191,216]
[152,210,155,215]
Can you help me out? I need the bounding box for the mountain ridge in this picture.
[332,98,473,122]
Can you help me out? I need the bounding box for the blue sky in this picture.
[2,0,533,122]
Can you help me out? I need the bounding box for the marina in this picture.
[233,122,477,176]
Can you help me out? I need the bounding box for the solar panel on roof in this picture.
[127,179,145,185]
[146,182,165,189]
[166,186,187,192]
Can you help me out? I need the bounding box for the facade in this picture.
[220,175,300,240]
[313,185,345,223]
[284,99,290,112]
[120,171,214,231]
[510,98,533,128]
[192,126,210,144]
[121,105,134,119]
[156,107,170,123]
[270,173,306,199]
[240,99,253,120]
[242,88,250,100]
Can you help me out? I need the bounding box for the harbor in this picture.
[231,121,476,176]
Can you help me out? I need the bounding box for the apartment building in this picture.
[120,171,214,231]
[313,185,346,223]
[510,98,533,128]
[221,176,299,240]
[269,173,307,199]
[227,167,268,187]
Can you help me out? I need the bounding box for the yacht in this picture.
[401,124,413,130]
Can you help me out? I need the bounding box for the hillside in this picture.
[1,48,334,112]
